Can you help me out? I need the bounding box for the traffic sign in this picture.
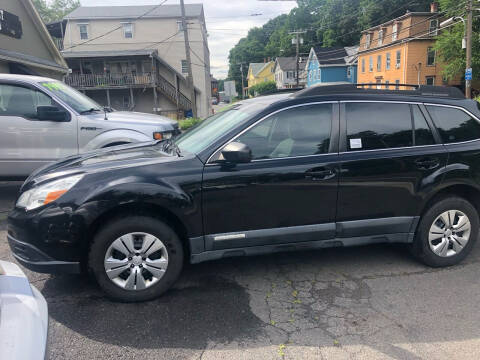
[466,68,472,80]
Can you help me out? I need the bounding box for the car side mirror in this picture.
[37,106,69,122]
[220,142,252,164]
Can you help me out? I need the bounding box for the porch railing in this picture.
[65,73,154,88]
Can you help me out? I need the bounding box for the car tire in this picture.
[412,196,479,267]
[88,216,184,302]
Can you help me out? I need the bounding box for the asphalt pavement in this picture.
[1,181,480,359]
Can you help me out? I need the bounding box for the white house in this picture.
[61,4,211,118]
[273,57,307,89]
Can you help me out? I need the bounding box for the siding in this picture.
[358,40,460,87]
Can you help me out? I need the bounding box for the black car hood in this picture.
[23,142,184,190]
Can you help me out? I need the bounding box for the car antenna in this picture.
[104,107,109,120]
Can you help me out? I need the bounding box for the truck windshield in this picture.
[175,105,260,155]
[39,81,103,114]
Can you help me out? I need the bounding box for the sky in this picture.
[79,0,297,78]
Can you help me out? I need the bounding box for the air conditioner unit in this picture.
[395,64,401,69]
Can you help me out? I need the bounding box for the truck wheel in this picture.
[412,196,479,267]
[88,216,184,302]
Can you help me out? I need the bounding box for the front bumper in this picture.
[8,235,80,274]
[7,204,86,274]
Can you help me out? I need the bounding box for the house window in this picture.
[378,29,384,46]
[426,76,435,85]
[365,33,371,49]
[122,23,133,38]
[427,47,436,66]
[386,53,391,70]
[177,20,184,32]
[78,24,88,40]
[396,50,401,69]
[429,19,439,36]
[385,80,390,89]
[377,55,382,71]
[361,58,365,73]
[395,79,400,89]
[181,60,188,73]
[369,56,373,72]
[347,66,352,78]
[392,23,398,41]
[376,78,382,89]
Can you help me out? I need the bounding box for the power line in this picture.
[63,0,169,51]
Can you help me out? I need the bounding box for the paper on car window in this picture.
[350,138,362,149]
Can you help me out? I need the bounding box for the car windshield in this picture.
[38,81,103,114]
[175,103,264,154]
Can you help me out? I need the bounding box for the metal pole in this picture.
[180,0,197,117]
[466,0,473,98]
[295,33,299,88]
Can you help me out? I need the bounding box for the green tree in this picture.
[228,0,432,94]
[435,0,480,82]
[32,0,80,23]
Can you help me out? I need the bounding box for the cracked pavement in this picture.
[2,181,480,359]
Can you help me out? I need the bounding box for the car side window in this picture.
[346,102,413,151]
[412,105,435,146]
[426,105,480,143]
[236,104,332,160]
[0,84,54,119]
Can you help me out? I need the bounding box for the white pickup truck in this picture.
[0,74,180,179]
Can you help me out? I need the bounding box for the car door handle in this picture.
[305,169,335,180]
[415,158,440,170]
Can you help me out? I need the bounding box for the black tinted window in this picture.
[427,105,480,143]
[412,105,435,146]
[346,103,412,151]
[237,104,332,160]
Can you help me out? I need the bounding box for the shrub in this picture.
[249,81,277,97]
[179,117,203,131]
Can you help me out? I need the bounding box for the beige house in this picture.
[0,0,68,79]
[61,4,211,118]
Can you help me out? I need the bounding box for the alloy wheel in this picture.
[103,232,169,291]
[428,210,471,257]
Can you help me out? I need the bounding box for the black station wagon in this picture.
[8,84,480,302]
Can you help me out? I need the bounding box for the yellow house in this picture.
[246,61,275,95]
[357,3,460,88]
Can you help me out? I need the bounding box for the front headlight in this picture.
[17,174,84,211]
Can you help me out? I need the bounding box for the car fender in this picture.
[81,129,152,151]
[75,181,198,244]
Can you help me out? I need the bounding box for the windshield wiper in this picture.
[160,139,181,156]
[80,108,102,115]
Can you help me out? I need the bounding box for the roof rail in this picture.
[291,83,465,99]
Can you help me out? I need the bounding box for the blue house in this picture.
[306,46,359,87]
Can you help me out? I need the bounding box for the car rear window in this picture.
[426,105,480,144]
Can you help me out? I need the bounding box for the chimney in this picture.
[430,2,438,13]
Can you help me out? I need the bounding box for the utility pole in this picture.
[466,0,473,98]
[289,30,306,88]
[180,0,197,117]
[240,63,245,99]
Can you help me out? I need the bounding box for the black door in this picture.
[202,102,340,251]
[336,101,448,241]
